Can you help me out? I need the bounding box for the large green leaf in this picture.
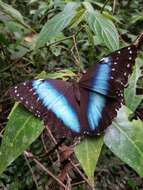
[0,0,30,30]
[0,104,44,175]
[33,2,80,49]
[104,106,143,177]
[85,9,119,50]
[124,58,143,112]
[74,136,103,180]
[0,1,24,23]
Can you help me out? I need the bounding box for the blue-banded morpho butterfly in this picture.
[10,33,143,137]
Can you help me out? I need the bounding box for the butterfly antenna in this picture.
[133,32,143,49]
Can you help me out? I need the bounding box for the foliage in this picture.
[104,106,143,177]
[0,103,44,175]
[75,136,104,180]
[0,0,143,189]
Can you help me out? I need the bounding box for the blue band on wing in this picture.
[32,80,80,133]
[87,57,112,130]
[88,92,105,130]
[92,57,112,95]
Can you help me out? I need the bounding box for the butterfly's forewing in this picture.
[79,45,138,134]
[79,45,137,98]
[10,79,81,137]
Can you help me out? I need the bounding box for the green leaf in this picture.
[0,1,30,30]
[82,2,94,13]
[74,136,103,180]
[46,69,76,80]
[124,58,143,112]
[85,10,119,51]
[0,1,24,23]
[104,106,143,177]
[83,1,112,12]
[131,14,143,24]
[102,12,121,24]
[70,7,86,28]
[9,45,29,60]
[33,2,80,49]
[0,104,44,175]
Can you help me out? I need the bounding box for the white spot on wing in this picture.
[100,57,110,63]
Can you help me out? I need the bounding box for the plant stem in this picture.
[100,0,110,13]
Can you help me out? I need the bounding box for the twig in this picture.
[41,133,49,153]
[69,159,94,190]
[24,154,40,190]
[45,125,57,145]
[44,125,61,161]
[66,174,72,189]
[73,35,81,65]
[24,151,70,190]
[113,0,117,14]
[71,35,84,73]
[39,8,56,23]
[39,36,73,52]
[72,180,86,187]
[27,26,85,56]
[0,128,5,137]
[100,0,110,13]
[133,32,143,49]
[71,46,80,67]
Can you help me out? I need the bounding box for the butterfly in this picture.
[10,33,143,138]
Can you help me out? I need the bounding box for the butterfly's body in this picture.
[10,34,143,138]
